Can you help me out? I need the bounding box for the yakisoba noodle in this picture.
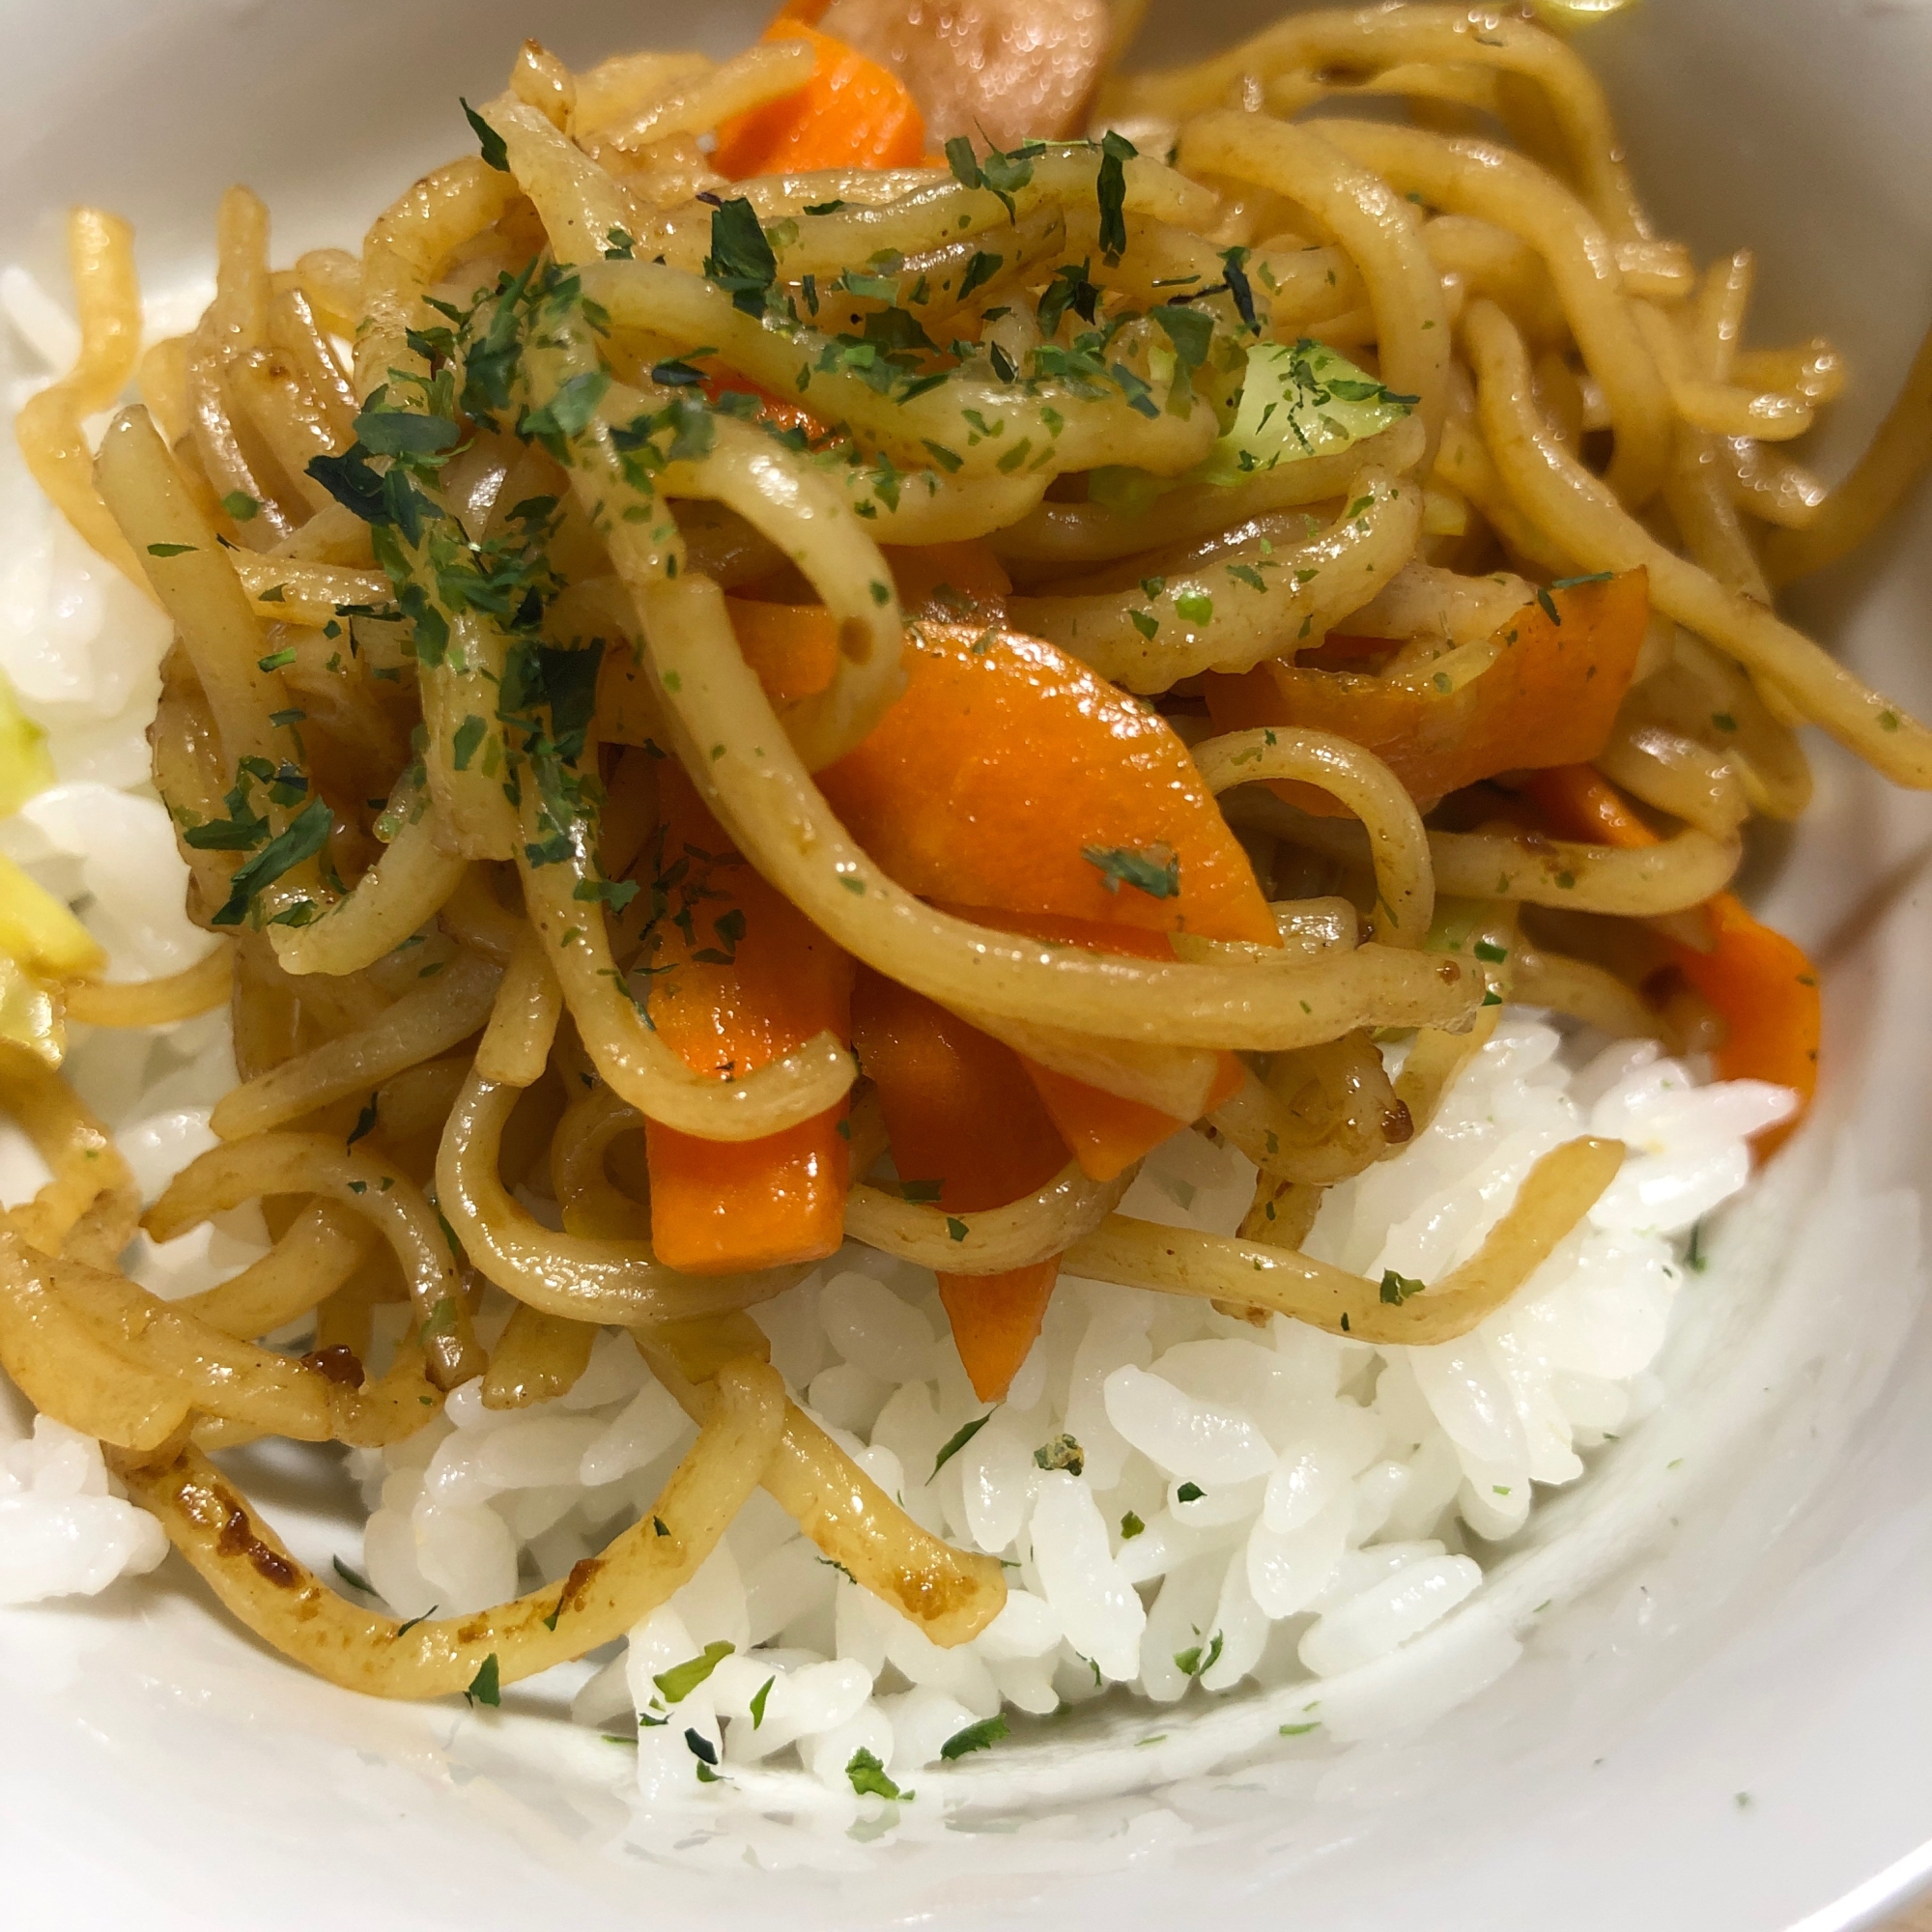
[2,0,1926,1726]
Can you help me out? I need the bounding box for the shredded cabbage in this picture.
[1088,339,1413,512]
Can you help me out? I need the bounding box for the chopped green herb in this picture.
[1096,129,1136,262]
[1174,1632,1224,1678]
[1033,1433,1084,1475]
[1082,843,1180,900]
[846,1747,907,1801]
[257,648,297,671]
[750,1676,775,1728]
[461,98,509,171]
[465,1653,501,1706]
[331,1555,372,1593]
[222,491,260,523]
[346,1096,379,1149]
[1279,1721,1320,1737]
[1175,1481,1204,1503]
[451,713,487,772]
[930,1410,995,1479]
[394,1605,437,1637]
[1473,938,1509,962]
[1174,588,1213,625]
[1120,1510,1145,1540]
[958,248,1004,302]
[940,1715,1009,1760]
[946,1216,969,1242]
[211,794,332,928]
[703,197,780,317]
[146,542,195,557]
[1379,1268,1426,1305]
[654,1639,734,1704]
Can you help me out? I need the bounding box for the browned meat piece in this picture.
[816,0,1111,150]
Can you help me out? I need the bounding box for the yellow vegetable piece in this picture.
[0,853,104,981]
[0,669,54,821]
[0,954,64,1066]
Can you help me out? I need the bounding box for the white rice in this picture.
[0,268,1800,1808]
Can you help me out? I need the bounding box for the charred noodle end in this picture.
[108,1357,785,1697]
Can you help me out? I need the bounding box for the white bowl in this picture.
[5,1,1932,1925]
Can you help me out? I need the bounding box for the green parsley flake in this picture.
[653,1639,734,1704]
[461,98,509,170]
[465,1653,501,1706]
[846,1747,907,1801]
[930,1410,995,1479]
[1082,843,1180,900]
[939,1715,1009,1761]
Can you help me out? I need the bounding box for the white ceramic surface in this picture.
[5,1,1932,1925]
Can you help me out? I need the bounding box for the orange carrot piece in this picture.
[595,600,839,742]
[883,541,1012,617]
[643,766,854,1272]
[712,22,926,178]
[853,970,1069,1400]
[820,621,1279,945]
[1022,1056,1244,1182]
[723,599,842,705]
[1204,569,1650,810]
[937,902,1246,1179]
[1521,764,1820,1151]
[701,370,825,444]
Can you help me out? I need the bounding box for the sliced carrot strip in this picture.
[701,370,824,444]
[713,22,926,178]
[596,600,839,742]
[722,599,841,706]
[884,541,1012,617]
[820,622,1279,944]
[643,765,854,1271]
[1204,569,1650,810]
[853,970,1068,1400]
[1521,764,1819,1152]
[938,902,1246,1179]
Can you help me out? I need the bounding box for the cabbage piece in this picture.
[0,668,54,820]
[0,853,103,982]
[1087,339,1414,513]
[1194,338,1415,488]
[0,952,64,1065]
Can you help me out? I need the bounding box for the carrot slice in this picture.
[713,21,926,178]
[721,600,842,705]
[596,599,839,742]
[820,621,1279,945]
[884,541,1012,617]
[643,765,854,1271]
[1521,764,1819,1152]
[1204,569,1650,810]
[937,903,1246,1179]
[853,970,1069,1401]
[701,370,824,444]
